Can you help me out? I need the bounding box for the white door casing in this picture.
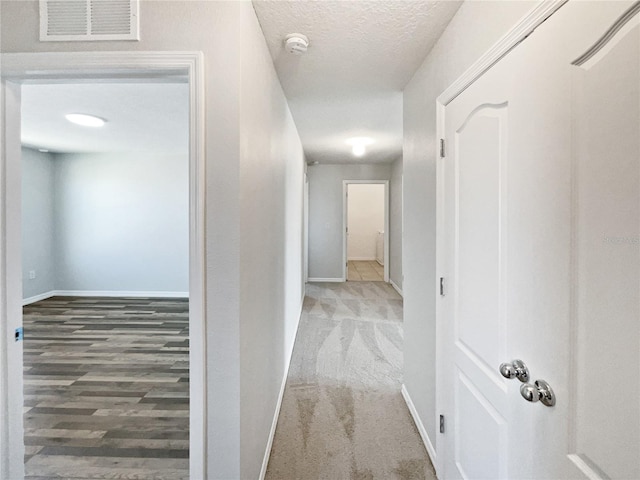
[437,1,640,478]
[304,173,309,283]
[0,52,207,480]
[0,79,25,480]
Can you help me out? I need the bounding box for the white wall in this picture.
[21,147,55,300]
[1,2,306,478]
[53,152,188,294]
[238,3,306,478]
[308,163,391,280]
[22,149,188,298]
[2,4,245,473]
[347,184,385,261]
[389,156,403,291]
[402,0,535,457]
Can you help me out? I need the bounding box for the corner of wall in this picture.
[258,296,304,480]
[401,384,437,473]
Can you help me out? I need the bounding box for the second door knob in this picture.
[499,359,530,383]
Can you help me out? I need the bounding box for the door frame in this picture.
[433,1,568,477]
[0,51,207,479]
[343,180,390,283]
[304,172,309,283]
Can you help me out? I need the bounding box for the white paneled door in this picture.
[438,1,639,478]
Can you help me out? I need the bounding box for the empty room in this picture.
[20,82,191,479]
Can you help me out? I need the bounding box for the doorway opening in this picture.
[20,81,190,478]
[343,181,389,282]
[1,52,206,480]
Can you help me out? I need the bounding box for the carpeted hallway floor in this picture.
[266,282,435,480]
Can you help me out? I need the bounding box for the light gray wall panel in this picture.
[308,163,391,280]
[22,147,55,300]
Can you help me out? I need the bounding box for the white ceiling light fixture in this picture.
[285,33,309,55]
[346,137,374,158]
[352,144,366,157]
[38,148,49,153]
[65,113,106,127]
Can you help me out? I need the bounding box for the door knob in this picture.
[520,379,556,407]
[499,359,530,383]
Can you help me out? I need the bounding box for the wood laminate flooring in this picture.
[22,296,189,480]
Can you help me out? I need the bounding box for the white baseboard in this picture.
[23,290,188,305]
[22,290,56,306]
[259,299,304,480]
[390,280,403,297]
[52,290,189,298]
[348,256,376,261]
[401,384,437,474]
[307,277,344,283]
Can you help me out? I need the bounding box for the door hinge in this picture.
[440,414,445,433]
[440,138,446,158]
[439,277,445,296]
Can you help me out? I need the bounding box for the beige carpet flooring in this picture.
[265,282,435,480]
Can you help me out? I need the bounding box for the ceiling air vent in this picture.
[40,0,139,41]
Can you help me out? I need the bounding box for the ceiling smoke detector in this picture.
[285,33,309,55]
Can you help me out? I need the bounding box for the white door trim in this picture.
[343,180,390,283]
[434,1,568,477]
[0,51,207,480]
[438,0,569,107]
[304,172,309,283]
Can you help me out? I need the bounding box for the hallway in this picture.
[3,1,637,478]
[266,282,434,479]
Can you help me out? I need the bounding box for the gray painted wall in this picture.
[21,147,55,300]
[238,4,306,477]
[389,157,403,291]
[3,3,249,472]
[308,163,392,280]
[22,150,189,298]
[53,152,189,293]
[2,2,306,477]
[402,0,535,453]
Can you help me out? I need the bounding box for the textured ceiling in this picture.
[253,0,462,164]
[21,82,189,154]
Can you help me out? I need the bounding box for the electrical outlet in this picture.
[15,327,24,342]
[28,270,36,280]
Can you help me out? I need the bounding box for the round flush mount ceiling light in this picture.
[65,113,106,127]
[285,33,309,55]
[346,137,374,157]
[352,144,366,157]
